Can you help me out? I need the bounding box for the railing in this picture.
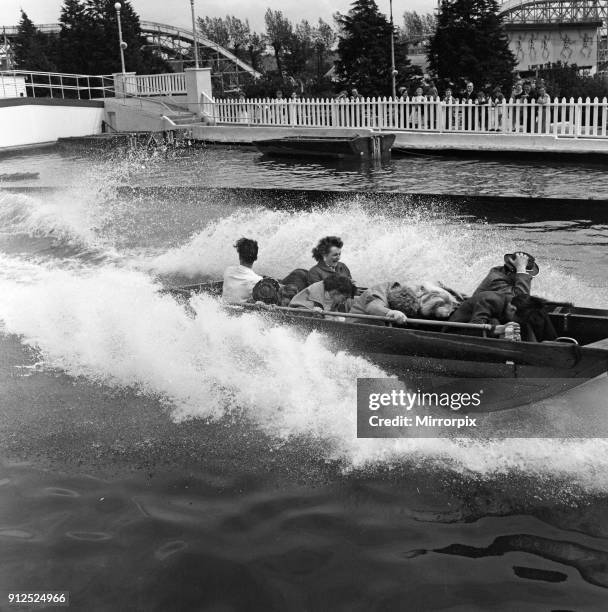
[126,72,187,96]
[0,70,113,99]
[212,96,608,137]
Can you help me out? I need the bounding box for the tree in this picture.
[427,0,516,91]
[246,32,266,72]
[58,0,95,73]
[13,10,56,71]
[198,16,230,49]
[335,0,415,97]
[264,8,293,79]
[312,19,337,82]
[402,11,436,40]
[198,15,255,63]
[54,0,170,75]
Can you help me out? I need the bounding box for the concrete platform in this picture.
[187,124,608,156]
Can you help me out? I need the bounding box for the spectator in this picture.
[409,86,425,128]
[536,85,551,133]
[491,87,505,131]
[516,81,536,131]
[426,80,439,99]
[462,81,477,129]
[476,91,489,129]
[443,87,458,129]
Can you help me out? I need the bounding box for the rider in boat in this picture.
[350,282,419,324]
[307,236,353,285]
[251,277,299,306]
[222,237,263,304]
[289,276,355,314]
[415,282,459,319]
[474,252,538,297]
[447,291,519,337]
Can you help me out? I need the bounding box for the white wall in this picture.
[0,102,104,150]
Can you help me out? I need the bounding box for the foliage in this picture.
[402,11,436,40]
[21,0,173,75]
[427,0,516,91]
[13,11,56,71]
[264,9,293,79]
[335,0,418,97]
[536,62,608,100]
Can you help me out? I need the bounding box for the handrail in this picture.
[235,302,494,331]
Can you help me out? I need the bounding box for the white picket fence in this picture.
[212,96,608,137]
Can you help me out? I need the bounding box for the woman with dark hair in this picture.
[308,236,352,285]
[289,275,355,315]
[222,237,263,304]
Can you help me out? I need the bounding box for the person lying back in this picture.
[350,282,419,324]
[289,275,355,314]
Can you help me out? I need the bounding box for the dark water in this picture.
[1,146,608,611]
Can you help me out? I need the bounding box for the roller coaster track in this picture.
[1,20,261,80]
[498,0,606,24]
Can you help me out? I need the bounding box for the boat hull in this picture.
[166,283,608,410]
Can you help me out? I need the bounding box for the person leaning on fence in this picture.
[475,91,489,129]
[409,87,425,128]
[536,85,550,132]
[516,82,536,131]
[462,82,477,129]
[236,92,249,123]
[442,88,458,129]
[490,87,505,131]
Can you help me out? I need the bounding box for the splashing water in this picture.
[1,262,608,493]
[151,202,608,306]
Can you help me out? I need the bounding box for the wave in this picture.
[1,263,608,493]
[0,190,121,264]
[151,202,608,307]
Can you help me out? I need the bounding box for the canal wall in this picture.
[186,124,608,155]
[0,98,105,151]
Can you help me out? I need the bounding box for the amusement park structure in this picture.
[499,0,608,73]
[0,20,261,94]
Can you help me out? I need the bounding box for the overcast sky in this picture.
[1,0,437,32]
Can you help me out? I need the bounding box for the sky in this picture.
[0,0,438,32]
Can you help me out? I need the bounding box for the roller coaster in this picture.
[1,20,261,93]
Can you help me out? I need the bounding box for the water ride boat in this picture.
[166,281,608,411]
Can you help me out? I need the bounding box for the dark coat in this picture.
[448,291,512,333]
[473,266,531,297]
[307,261,352,285]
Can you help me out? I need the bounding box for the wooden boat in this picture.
[254,134,395,159]
[166,282,608,411]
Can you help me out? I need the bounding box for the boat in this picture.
[165,281,608,411]
[254,134,396,160]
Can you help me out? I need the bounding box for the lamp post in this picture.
[389,0,397,99]
[190,0,200,69]
[114,2,127,75]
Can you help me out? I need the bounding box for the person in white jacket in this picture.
[222,237,263,304]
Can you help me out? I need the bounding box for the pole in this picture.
[114,3,126,75]
[390,0,396,99]
[190,0,200,69]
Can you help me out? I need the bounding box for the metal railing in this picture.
[0,70,113,99]
[212,96,608,137]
